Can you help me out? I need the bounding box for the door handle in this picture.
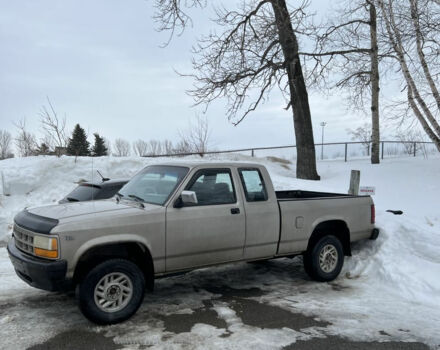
[230,208,240,215]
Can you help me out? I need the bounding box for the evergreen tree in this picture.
[67,124,90,156]
[92,133,108,156]
[37,143,50,155]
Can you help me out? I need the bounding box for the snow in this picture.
[0,154,439,349]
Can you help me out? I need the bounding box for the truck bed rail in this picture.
[276,190,363,201]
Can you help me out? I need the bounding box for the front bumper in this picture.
[7,238,71,292]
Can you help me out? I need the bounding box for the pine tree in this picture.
[92,133,108,156]
[67,124,90,156]
[37,143,50,155]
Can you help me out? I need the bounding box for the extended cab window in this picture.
[186,169,236,205]
[239,168,268,202]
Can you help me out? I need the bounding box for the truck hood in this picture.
[14,200,160,235]
[27,199,150,221]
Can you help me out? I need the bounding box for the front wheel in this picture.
[78,259,145,324]
[303,235,344,282]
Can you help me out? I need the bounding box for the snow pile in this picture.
[0,154,439,348]
[0,156,158,241]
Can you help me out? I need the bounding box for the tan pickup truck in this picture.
[7,162,378,324]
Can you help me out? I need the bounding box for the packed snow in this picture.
[0,154,439,349]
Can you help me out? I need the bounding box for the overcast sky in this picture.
[0,0,371,151]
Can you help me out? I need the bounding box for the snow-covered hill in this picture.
[0,154,439,347]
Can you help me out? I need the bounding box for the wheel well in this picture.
[307,220,351,256]
[73,242,154,291]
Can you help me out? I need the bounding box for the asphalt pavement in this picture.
[25,283,430,350]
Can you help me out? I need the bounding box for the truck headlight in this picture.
[34,235,58,259]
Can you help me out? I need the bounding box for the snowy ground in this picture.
[0,154,439,349]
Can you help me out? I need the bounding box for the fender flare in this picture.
[72,234,154,273]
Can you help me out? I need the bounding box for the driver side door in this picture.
[165,168,245,271]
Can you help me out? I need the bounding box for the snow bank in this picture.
[0,155,159,241]
[0,154,439,347]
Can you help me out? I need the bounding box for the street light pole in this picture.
[320,122,327,160]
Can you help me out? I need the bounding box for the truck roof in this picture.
[153,161,265,169]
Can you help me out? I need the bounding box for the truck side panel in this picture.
[238,166,280,260]
[277,196,374,255]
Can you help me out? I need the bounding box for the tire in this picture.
[78,259,145,324]
[303,235,344,282]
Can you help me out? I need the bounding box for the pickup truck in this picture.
[7,162,379,324]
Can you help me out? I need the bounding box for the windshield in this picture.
[118,165,189,206]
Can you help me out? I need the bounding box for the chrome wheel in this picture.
[94,272,133,313]
[318,244,338,273]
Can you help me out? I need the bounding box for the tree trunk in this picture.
[271,0,320,180]
[369,2,380,164]
[379,0,440,138]
[409,0,440,111]
[407,85,440,151]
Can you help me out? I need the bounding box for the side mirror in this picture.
[181,190,198,205]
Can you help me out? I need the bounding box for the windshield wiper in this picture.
[115,192,124,203]
[66,197,79,202]
[127,194,145,208]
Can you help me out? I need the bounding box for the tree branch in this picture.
[299,48,371,57]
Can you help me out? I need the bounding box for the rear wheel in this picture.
[78,259,145,324]
[303,235,344,282]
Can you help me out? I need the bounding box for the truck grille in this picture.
[13,224,35,256]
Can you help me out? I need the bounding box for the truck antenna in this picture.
[97,170,110,182]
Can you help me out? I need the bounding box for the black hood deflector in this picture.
[14,209,59,234]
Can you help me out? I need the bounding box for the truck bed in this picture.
[276,190,361,201]
[275,189,373,256]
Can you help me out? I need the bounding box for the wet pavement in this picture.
[26,283,430,350]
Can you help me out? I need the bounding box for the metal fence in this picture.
[142,140,437,162]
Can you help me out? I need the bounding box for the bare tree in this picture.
[395,128,428,156]
[173,139,193,154]
[133,140,149,156]
[347,123,372,155]
[378,0,440,151]
[113,138,131,157]
[147,140,162,156]
[133,139,176,156]
[14,119,37,157]
[162,140,174,154]
[153,0,206,46]
[301,0,393,164]
[153,0,320,179]
[177,115,211,155]
[39,97,69,156]
[0,130,13,159]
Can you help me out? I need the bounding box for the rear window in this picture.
[95,186,122,200]
[65,185,101,202]
[239,168,268,202]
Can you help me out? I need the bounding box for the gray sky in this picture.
[0,0,369,151]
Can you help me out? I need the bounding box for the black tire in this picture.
[78,259,145,324]
[303,235,344,282]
